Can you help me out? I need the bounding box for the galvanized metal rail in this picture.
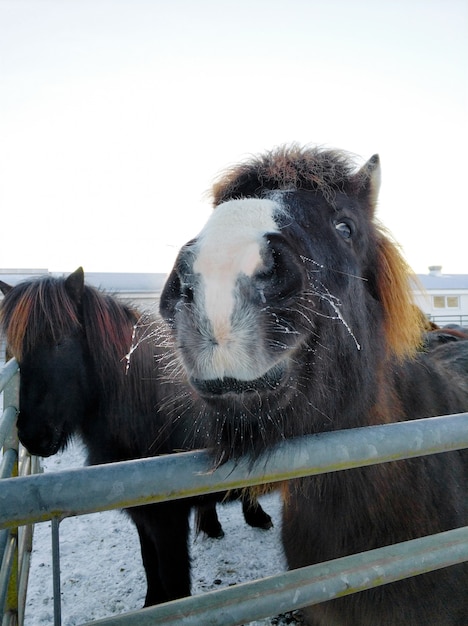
[85,525,468,626]
[1,412,468,529]
[1,353,468,625]
[1,359,41,626]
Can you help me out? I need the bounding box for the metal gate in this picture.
[1,357,468,626]
[1,359,41,626]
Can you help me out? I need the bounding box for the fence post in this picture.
[1,364,20,625]
[0,362,25,626]
[51,517,62,626]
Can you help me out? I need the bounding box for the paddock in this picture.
[1,358,468,625]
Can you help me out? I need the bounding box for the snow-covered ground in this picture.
[24,439,293,626]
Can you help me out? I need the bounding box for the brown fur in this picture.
[212,144,361,205]
[374,233,423,358]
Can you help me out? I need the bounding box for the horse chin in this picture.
[190,361,286,400]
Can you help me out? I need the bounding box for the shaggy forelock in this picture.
[0,277,80,360]
[212,144,361,206]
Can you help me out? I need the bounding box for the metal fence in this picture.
[0,359,41,626]
[1,357,468,625]
[429,314,468,327]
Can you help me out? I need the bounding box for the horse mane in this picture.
[1,273,162,426]
[80,286,168,442]
[80,286,137,381]
[0,277,80,361]
[0,276,157,396]
[212,143,422,359]
[373,232,423,358]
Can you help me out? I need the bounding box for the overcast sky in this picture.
[1,0,467,275]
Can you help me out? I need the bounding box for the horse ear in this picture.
[0,280,13,296]
[65,267,85,303]
[354,154,381,214]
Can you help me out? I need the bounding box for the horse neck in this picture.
[299,326,392,433]
[91,317,161,424]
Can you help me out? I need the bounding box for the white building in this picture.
[0,269,167,314]
[412,266,468,328]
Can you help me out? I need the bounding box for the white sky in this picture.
[1,0,467,274]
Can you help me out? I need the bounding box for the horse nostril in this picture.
[255,234,304,304]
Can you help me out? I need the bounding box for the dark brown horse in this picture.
[160,144,468,625]
[0,269,271,607]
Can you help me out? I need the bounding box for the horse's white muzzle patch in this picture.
[191,197,283,379]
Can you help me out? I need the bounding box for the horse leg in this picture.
[196,492,273,538]
[129,500,192,606]
[134,522,166,607]
[241,493,273,530]
[195,498,225,538]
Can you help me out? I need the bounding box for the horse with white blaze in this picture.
[160,144,468,626]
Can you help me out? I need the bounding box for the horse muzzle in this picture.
[17,424,66,458]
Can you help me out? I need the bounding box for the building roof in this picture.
[2,268,468,294]
[415,273,468,290]
[80,272,168,293]
[0,269,168,293]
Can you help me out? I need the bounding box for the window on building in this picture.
[447,296,460,308]
[432,295,460,309]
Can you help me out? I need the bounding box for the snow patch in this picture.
[25,439,289,625]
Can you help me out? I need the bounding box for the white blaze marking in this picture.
[193,198,281,345]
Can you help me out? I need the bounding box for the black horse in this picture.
[160,144,468,625]
[0,269,271,606]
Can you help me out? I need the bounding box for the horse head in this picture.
[160,145,422,456]
[0,267,97,456]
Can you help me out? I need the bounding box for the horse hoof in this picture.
[245,512,274,530]
[259,518,274,530]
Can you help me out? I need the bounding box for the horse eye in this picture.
[335,221,352,239]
